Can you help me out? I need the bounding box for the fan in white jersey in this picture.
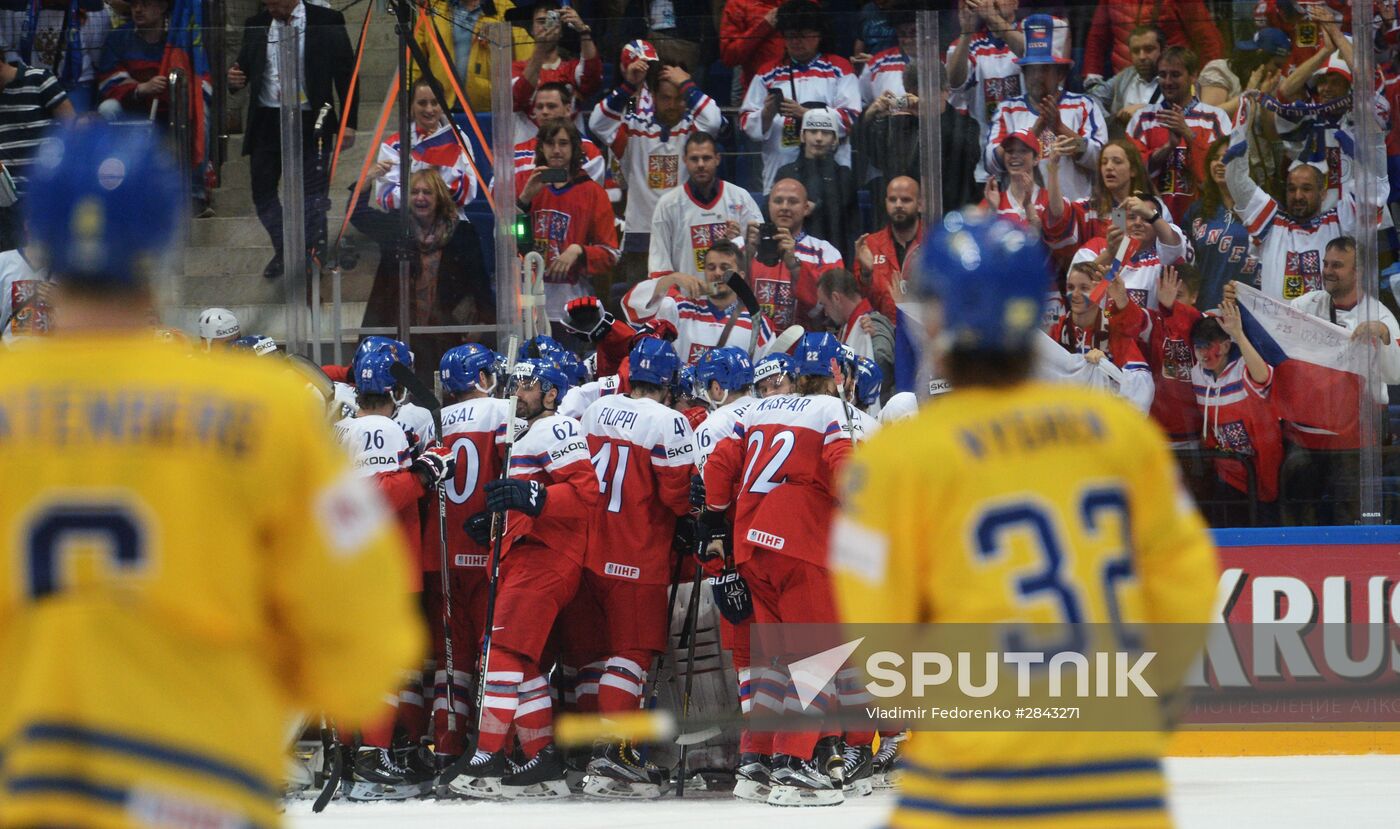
[626,238,774,363]
[647,132,763,278]
[1224,92,1389,301]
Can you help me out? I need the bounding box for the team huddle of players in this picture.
[314,322,905,808]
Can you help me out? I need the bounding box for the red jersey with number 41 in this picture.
[421,397,515,572]
[704,393,853,567]
[582,395,697,585]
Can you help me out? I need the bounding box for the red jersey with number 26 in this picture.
[423,397,515,572]
[704,393,853,567]
[502,414,598,563]
[582,395,697,586]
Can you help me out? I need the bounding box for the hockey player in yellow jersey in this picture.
[831,210,1218,829]
[0,123,425,828]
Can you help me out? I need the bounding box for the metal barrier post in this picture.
[1350,0,1383,524]
[168,68,192,242]
[490,21,521,347]
[277,25,307,355]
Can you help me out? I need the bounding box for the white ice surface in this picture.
[286,756,1400,829]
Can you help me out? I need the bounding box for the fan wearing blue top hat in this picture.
[984,14,1108,206]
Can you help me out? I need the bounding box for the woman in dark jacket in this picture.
[363,168,495,382]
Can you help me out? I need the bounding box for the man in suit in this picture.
[228,0,357,279]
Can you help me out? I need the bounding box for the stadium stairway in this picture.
[166,1,404,348]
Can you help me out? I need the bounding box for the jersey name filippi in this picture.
[595,406,639,430]
[958,405,1106,459]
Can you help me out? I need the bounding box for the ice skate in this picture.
[441,749,509,799]
[840,744,874,797]
[502,744,571,799]
[582,741,666,799]
[345,747,433,801]
[766,754,844,807]
[872,732,906,789]
[733,753,772,802]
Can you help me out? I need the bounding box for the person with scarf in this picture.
[363,169,494,385]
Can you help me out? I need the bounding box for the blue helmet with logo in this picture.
[231,334,278,356]
[695,346,754,398]
[628,337,680,386]
[520,335,567,363]
[26,121,183,286]
[355,350,400,395]
[753,352,796,385]
[509,358,571,395]
[354,336,413,374]
[795,332,845,378]
[916,209,1050,353]
[853,356,884,408]
[440,343,497,394]
[674,364,700,403]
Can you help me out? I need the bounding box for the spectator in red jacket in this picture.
[719,0,785,91]
[853,175,922,321]
[1082,0,1224,82]
[518,118,620,322]
[507,0,601,141]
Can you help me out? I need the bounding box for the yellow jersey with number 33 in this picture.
[0,333,425,829]
[832,381,1217,829]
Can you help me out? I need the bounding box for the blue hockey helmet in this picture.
[674,364,700,403]
[231,334,278,356]
[520,334,567,363]
[695,346,754,401]
[508,357,571,395]
[353,336,413,372]
[915,209,1050,353]
[355,350,400,395]
[440,343,498,394]
[795,332,845,378]
[628,337,680,386]
[25,121,183,286]
[853,356,883,408]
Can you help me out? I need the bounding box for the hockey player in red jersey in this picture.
[423,344,514,763]
[702,331,856,806]
[337,351,455,798]
[578,338,698,799]
[442,358,597,799]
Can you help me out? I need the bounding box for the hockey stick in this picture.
[311,717,343,813]
[724,271,767,364]
[389,361,460,741]
[439,336,521,785]
[675,562,705,797]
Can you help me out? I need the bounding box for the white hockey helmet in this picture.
[198,307,240,344]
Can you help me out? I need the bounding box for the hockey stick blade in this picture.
[770,325,804,355]
[287,353,335,402]
[726,271,761,316]
[311,732,343,812]
[389,361,441,412]
[674,726,724,746]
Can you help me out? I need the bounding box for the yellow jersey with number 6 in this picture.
[0,333,425,829]
[832,381,1217,829]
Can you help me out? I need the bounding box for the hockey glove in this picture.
[465,511,493,546]
[562,296,617,343]
[672,515,698,558]
[708,568,754,623]
[410,446,455,489]
[695,509,731,573]
[688,474,707,510]
[484,478,547,517]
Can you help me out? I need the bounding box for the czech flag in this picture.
[412,123,463,168]
[161,0,211,165]
[1234,282,1366,449]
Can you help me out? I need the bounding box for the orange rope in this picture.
[334,63,400,251]
[327,1,374,187]
[420,12,494,167]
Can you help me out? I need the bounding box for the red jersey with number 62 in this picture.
[421,397,514,572]
[582,395,697,585]
[704,393,853,567]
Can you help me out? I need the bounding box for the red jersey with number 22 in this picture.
[704,393,853,567]
[582,395,697,586]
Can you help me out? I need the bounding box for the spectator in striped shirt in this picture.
[0,59,74,250]
[1126,46,1231,223]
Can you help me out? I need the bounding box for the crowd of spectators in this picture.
[3,0,1400,527]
